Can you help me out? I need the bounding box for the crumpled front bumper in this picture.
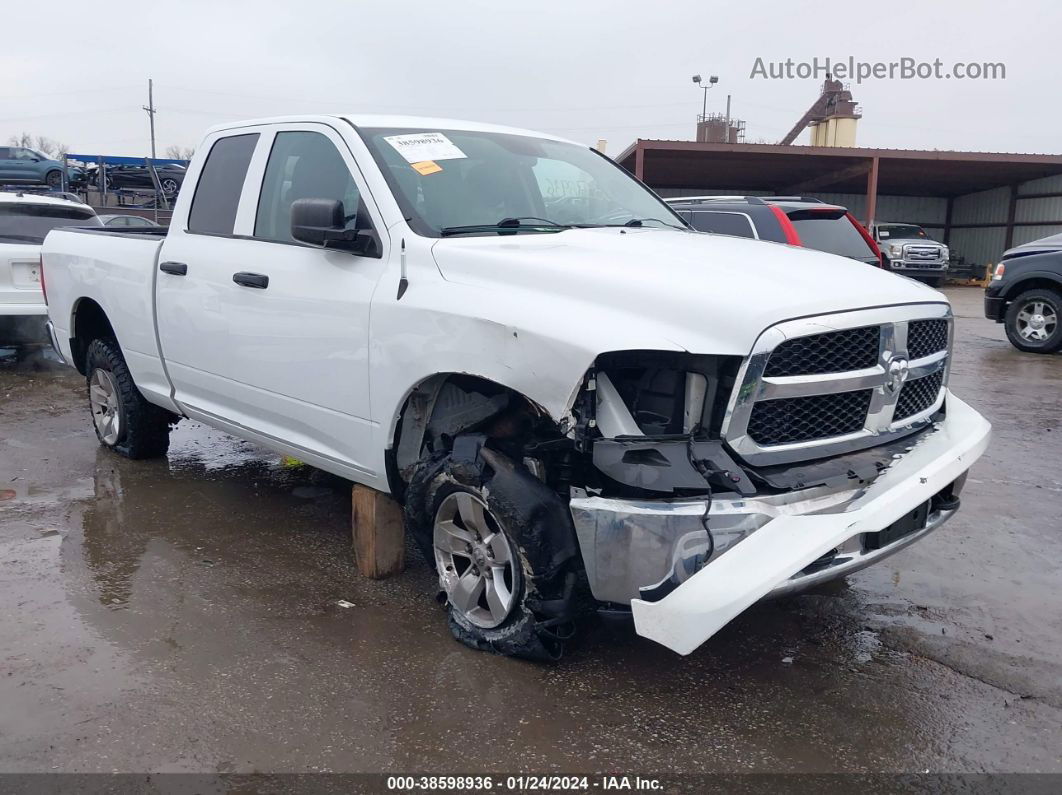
[569,392,991,655]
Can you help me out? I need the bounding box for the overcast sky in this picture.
[3,0,1058,159]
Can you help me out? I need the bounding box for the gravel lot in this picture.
[1,287,1060,777]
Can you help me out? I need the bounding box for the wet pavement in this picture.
[1,288,1060,775]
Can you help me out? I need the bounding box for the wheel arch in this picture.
[70,297,117,375]
[1002,273,1062,302]
[385,372,564,498]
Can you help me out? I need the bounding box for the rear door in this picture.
[9,148,42,183]
[155,123,390,480]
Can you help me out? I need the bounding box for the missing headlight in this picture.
[591,350,742,438]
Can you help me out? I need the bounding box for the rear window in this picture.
[187,133,259,235]
[0,203,100,244]
[788,211,876,260]
[688,210,757,239]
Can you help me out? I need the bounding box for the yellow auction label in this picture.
[411,160,442,175]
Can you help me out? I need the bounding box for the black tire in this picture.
[160,177,180,196]
[45,170,63,188]
[404,446,581,661]
[1004,288,1062,354]
[85,337,177,458]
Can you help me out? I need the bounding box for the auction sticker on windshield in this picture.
[384,132,467,164]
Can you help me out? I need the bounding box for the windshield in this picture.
[0,203,100,244]
[880,224,933,241]
[358,127,686,237]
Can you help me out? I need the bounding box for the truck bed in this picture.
[42,226,175,410]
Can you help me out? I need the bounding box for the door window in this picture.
[689,210,757,238]
[187,133,259,235]
[254,131,365,244]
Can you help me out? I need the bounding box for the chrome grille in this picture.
[747,389,873,445]
[722,305,952,466]
[907,319,948,359]
[763,326,879,377]
[906,245,944,261]
[895,369,944,421]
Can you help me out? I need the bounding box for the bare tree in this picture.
[7,133,69,159]
[164,145,195,161]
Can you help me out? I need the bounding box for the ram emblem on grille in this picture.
[886,355,910,394]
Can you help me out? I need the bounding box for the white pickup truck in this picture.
[42,115,990,660]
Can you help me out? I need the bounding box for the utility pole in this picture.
[142,78,157,161]
[143,79,159,222]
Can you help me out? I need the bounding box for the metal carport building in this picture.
[616,140,1062,269]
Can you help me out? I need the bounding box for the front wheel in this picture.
[45,170,63,188]
[1004,288,1062,354]
[404,446,581,661]
[85,338,178,458]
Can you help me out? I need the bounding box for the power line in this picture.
[0,85,140,100]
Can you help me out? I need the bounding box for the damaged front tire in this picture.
[404,445,580,661]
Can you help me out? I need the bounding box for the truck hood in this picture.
[430,227,943,355]
[886,238,945,248]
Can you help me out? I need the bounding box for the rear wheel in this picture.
[160,177,180,196]
[1004,288,1062,354]
[404,446,580,661]
[85,338,177,458]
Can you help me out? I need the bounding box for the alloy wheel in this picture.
[433,492,519,629]
[1015,300,1058,342]
[89,368,122,445]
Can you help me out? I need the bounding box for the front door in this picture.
[155,123,389,480]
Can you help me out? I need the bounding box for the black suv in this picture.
[666,196,882,267]
[984,233,1062,353]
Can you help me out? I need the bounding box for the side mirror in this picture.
[290,198,374,254]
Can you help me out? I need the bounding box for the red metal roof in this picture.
[616,140,1062,197]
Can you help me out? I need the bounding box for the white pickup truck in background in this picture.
[41,115,991,660]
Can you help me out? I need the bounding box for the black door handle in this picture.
[233,272,269,289]
[159,261,187,276]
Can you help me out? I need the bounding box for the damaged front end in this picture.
[393,303,990,657]
[564,304,990,654]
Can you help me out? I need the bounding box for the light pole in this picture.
[692,74,719,121]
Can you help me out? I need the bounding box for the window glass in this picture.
[689,211,756,238]
[254,131,363,243]
[0,204,101,244]
[878,224,933,241]
[187,133,259,235]
[789,214,876,259]
[359,127,684,237]
[0,148,10,159]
